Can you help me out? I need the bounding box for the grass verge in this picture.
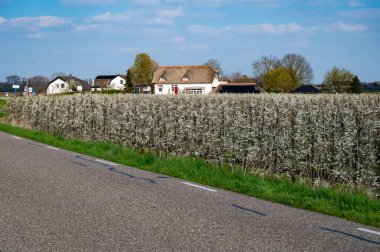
[0,122,379,228]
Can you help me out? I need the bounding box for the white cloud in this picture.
[27,32,46,39]
[146,7,184,25]
[188,23,313,36]
[93,11,131,22]
[330,21,367,32]
[0,17,6,25]
[0,16,67,31]
[133,0,160,4]
[59,0,116,6]
[187,25,220,35]
[169,36,186,44]
[224,23,304,35]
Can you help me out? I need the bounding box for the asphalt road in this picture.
[0,131,379,251]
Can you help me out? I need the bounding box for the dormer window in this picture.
[159,76,166,82]
[182,76,190,81]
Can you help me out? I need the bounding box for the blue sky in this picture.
[0,0,379,83]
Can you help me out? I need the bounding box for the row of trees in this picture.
[1,53,364,94]
[207,54,362,93]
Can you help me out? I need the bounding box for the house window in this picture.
[159,76,166,82]
[120,80,124,84]
[158,85,163,93]
[182,76,190,81]
[185,88,203,94]
[61,84,65,88]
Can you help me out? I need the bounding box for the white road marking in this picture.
[95,159,117,166]
[46,146,59,151]
[181,182,217,192]
[12,136,21,140]
[357,228,380,236]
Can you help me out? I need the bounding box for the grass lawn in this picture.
[0,122,379,228]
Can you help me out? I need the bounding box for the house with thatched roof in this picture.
[47,75,90,95]
[152,65,220,95]
[93,75,126,91]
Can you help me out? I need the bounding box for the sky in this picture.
[0,0,379,83]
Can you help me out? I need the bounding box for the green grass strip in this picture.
[0,122,379,228]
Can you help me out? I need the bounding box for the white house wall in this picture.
[154,83,215,95]
[47,79,71,94]
[109,76,125,90]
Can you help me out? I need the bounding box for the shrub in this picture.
[7,93,380,192]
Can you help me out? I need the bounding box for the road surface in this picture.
[0,131,379,251]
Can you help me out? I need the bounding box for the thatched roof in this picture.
[152,65,218,84]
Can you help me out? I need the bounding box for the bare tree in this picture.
[152,59,160,72]
[51,72,66,80]
[204,59,224,77]
[6,75,21,84]
[223,71,256,83]
[280,53,313,85]
[252,55,279,82]
[28,75,50,92]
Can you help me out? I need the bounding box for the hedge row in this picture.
[7,94,380,191]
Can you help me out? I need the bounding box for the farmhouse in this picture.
[152,65,220,95]
[93,75,126,91]
[214,82,264,94]
[47,75,90,95]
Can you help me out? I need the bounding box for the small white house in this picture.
[152,65,220,95]
[47,76,90,95]
[93,75,126,91]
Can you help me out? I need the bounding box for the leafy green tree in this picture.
[280,53,313,87]
[124,68,134,93]
[350,75,362,94]
[261,67,295,93]
[131,53,153,93]
[322,67,354,93]
[252,53,313,90]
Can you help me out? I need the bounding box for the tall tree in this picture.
[27,75,50,92]
[252,55,279,82]
[204,59,224,77]
[261,68,295,93]
[280,53,313,86]
[131,53,153,91]
[350,75,362,94]
[124,68,134,93]
[322,67,354,93]
[6,75,21,84]
[152,59,160,73]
